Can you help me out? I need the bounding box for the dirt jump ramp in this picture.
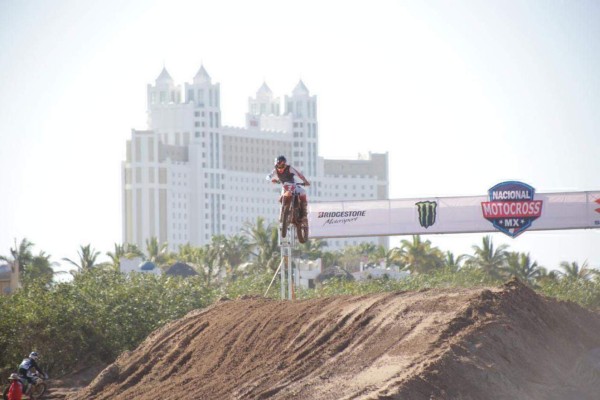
[68,279,600,400]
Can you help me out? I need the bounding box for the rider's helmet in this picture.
[29,351,39,360]
[275,155,287,172]
[8,373,20,381]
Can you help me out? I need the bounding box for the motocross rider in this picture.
[18,352,46,394]
[269,155,311,223]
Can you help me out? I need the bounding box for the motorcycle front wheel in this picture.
[280,203,291,238]
[30,382,47,399]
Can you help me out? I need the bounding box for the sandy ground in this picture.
[54,279,600,399]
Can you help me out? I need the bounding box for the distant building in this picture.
[122,66,389,251]
[0,262,19,295]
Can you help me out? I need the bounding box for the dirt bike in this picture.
[278,181,309,243]
[3,371,47,400]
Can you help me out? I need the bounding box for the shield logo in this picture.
[416,201,437,229]
[481,181,543,237]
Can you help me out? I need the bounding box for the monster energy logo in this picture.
[416,201,437,229]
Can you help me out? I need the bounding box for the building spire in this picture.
[156,66,173,83]
[292,80,309,96]
[194,65,212,84]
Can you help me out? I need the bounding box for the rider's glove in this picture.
[304,181,311,187]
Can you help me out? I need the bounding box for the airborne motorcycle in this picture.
[278,181,309,243]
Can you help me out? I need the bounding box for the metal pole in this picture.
[281,253,286,300]
[265,259,283,298]
[287,249,292,300]
[278,223,297,300]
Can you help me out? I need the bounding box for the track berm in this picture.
[65,279,600,399]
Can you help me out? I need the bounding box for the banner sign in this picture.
[308,182,600,239]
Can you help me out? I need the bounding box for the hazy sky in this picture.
[0,0,598,270]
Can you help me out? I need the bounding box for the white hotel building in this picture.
[122,66,389,251]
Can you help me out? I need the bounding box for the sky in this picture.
[0,0,598,271]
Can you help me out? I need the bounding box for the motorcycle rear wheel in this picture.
[296,222,308,244]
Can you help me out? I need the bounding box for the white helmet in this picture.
[29,351,39,360]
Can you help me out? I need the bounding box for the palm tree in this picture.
[63,244,101,272]
[535,267,559,286]
[505,252,543,285]
[464,236,508,279]
[22,251,56,285]
[558,260,597,280]
[443,251,467,272]
[106,243,144,270]
[177,243,205,264]
[298,239,327,260]
[145,237,170,266]
[221,234,253,279]
[0,237,35,274]
[320,249,343,269]
[200,243,221,286]
[398,235,444,274]
[243,217,280,272]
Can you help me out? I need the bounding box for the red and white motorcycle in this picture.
[277,181,309,244]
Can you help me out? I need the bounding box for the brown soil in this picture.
[62,279,600,400]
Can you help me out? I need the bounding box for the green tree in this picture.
[558,260,597,281]
[106,243,144,270]
[22,251,55,285]
[175,244,210,281]
[505,252,543,286]
[298,239,327,260]
[464,236,508,279]
[443,251,467,272]
[398,235,444,274]
[243,217,279,272]
[0,237,35,275]
[62,244,101,272]
[220,234,253,280]
[145,237,171,267]
[200,243,221,286]
[320,249,343,269]
[177,243,205,265]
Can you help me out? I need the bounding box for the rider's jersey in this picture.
[270,165,307,184]
[18,357,41,377]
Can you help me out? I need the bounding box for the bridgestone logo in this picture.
[318,210,367,226]
[318,211,366,218]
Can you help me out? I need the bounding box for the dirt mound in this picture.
[67,280,600,399]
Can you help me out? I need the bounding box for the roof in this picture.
[165,262,198,277]
[257,82,272,95]
[155,67,173,83]
[194,65,211,84]
[139,261,157,271]
[292,80,310,96]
